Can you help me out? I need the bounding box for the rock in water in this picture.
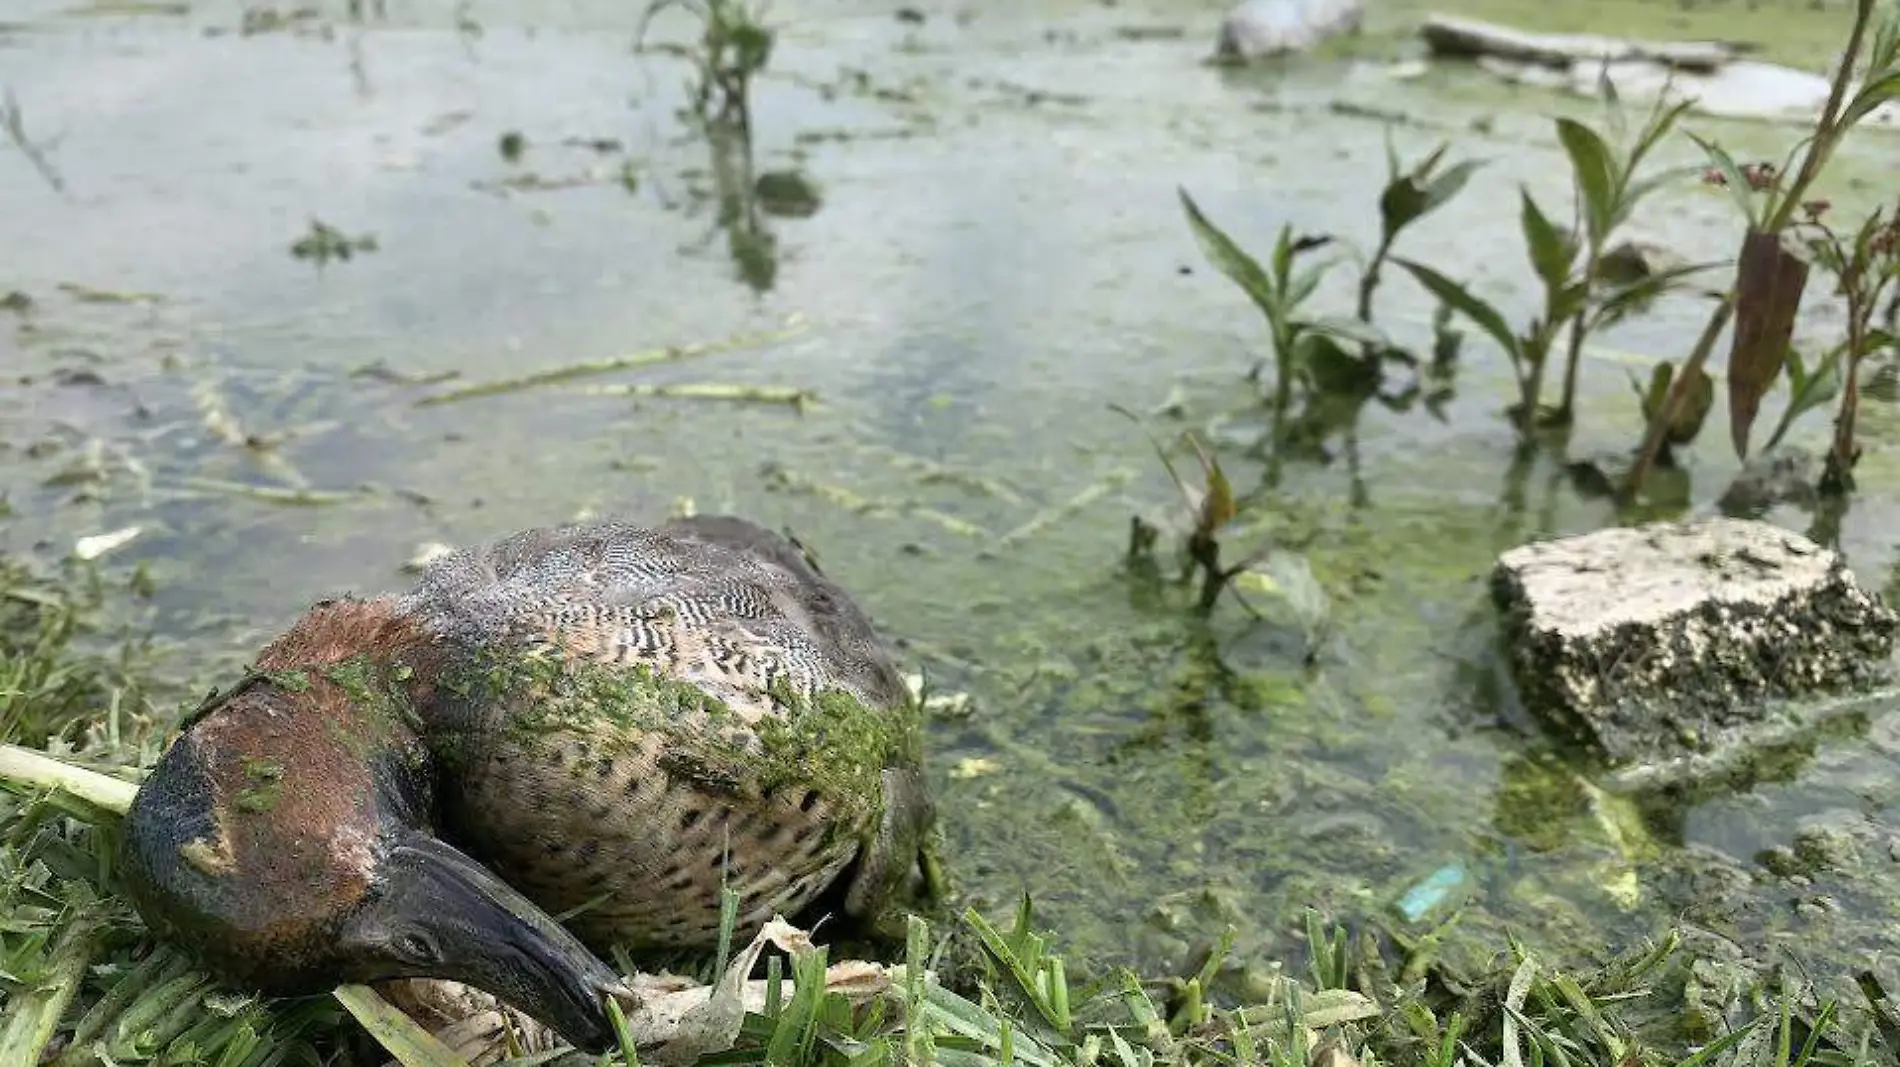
[1492,518,1896,769]
[1216,0,1365,61]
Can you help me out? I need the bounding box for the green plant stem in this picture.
[1356,239,1393,323]
[1621,292,1736,498]
[1826,353,1863,491]
[1626,0,1876,497]
[1556,308,1591,423]
[1556,242,1607,422]
[1825,281,1878,492]
[1516,329,1555,437]
[1765,0,1876,234]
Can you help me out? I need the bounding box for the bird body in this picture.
[120,515,935,1053]
[401,516,931,950]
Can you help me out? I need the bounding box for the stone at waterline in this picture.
[1215,0,1365,62]
[1492,518,1896,769]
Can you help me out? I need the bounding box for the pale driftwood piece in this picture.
[1419,13,1737,73]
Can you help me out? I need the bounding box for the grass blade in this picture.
[333,985,473,1067]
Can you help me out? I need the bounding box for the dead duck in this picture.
[119,515,937,1052]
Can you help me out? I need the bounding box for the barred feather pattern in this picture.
[390,516,913,950]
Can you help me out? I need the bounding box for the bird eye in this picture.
[395,932,439,964]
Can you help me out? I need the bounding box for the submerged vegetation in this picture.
[1177,0,1900,509]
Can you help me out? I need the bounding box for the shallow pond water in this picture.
[5,0,1900,1004]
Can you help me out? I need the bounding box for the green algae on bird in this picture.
[117,514,938,1055]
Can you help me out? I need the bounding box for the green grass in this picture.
[1,544,1893,1067]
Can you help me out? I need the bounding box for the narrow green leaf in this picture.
[1303,314,1391,348]
[1620,163,1706,223]
[1593,260,1724,329]
[1690,133,1762,225]
[1286,265,1327,310]
[1628,98,1695,177]
[1555,118,1619,244]
[1674,1017,1764,1067]
[1177,188,1280,320]
[1871,2,1900,75]
[1550,281,1592,327]
[1764,343,1845,452]
[333,986,472,1067]
[1841,69,1900,129]
[1419,159,1484,219]
[1271,225,1296,288]
[1518,189,1575,291]
[1396,259,1524,365]
[1786,347,1811,391]
[1598,65,1626,143]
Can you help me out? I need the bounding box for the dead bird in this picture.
[119,515,938,1052]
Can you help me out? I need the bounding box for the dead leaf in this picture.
[1727,228,1810,458]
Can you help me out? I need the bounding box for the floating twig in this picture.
[573,382,813,407]
[761,465,991,539]
[177,477,368,507]
[2,87,66,194]
[991,468,1135,551]
[873,448,1027,504]
[415,320,808,407]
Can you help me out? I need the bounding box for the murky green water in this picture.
[6,0,1900,1003]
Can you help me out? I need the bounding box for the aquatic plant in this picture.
[1177,140,1475,425]
[1180,0,1900,504]
[1755,198,1900,487]
[636,0,775,133]
[1625,0,1900,497]
[1397,82,1715,442]
[1177,193,1365,412]
[1355,141,1483,327]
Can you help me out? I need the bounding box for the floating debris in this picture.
[55,282,163,305]
[417,319,807,406]
[949,756,1000,780]
[290,220,379,264]
[403,542,455,574]
[991,468,1135,551]
[177,477,368,507]
[349,361,461,387]
[1,88,64,194]
[1394,862,1469,923]
[754,170,822,218]
[572,382,813,407]
[760,464,990,539]
[73,526,142,561]
[874,448,1027,504]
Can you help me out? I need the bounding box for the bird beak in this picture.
[343,833,626,1053]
